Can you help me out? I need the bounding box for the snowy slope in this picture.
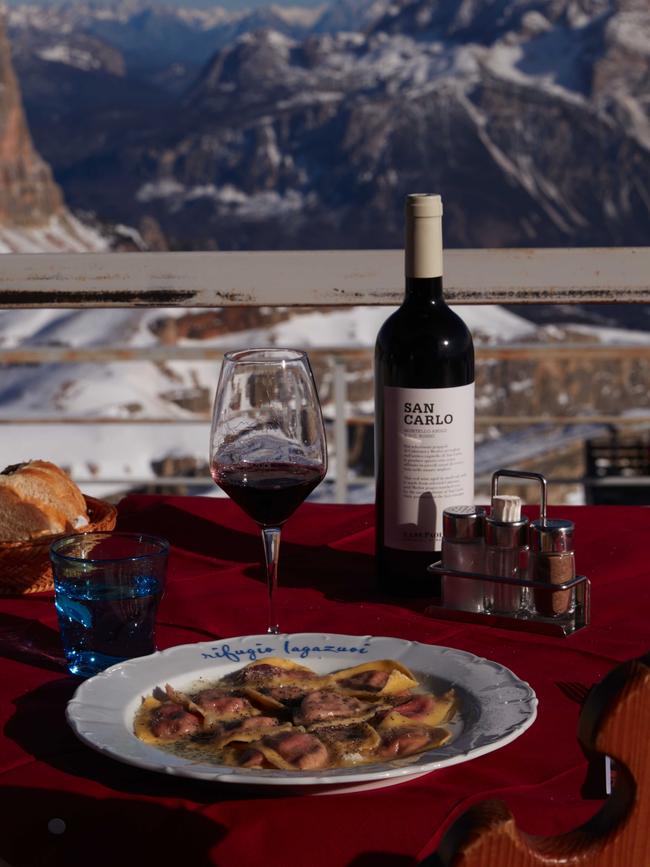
[0,302,646,502]
[0,213,107,253]
[0,305,537,427]
[0,303,531,498]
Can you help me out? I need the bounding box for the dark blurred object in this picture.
[424,653,650,867]
[585,429,650,505]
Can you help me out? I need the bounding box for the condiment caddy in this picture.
[426,469,590,637]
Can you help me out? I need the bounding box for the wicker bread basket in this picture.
[0,495,117,595]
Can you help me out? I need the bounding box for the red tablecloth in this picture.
[1,497,649,867]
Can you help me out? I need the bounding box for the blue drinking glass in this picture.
[50,532,169,678]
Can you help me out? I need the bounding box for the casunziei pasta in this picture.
[134,657,458,770]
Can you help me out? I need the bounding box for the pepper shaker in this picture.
[529,518,576,619]
[441,505,487,612]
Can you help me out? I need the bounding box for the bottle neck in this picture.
[405,276,444,303]
[404,196,443,296]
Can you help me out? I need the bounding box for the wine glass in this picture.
[209,348,328,634]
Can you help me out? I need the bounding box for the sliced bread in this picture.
[0,460,89,542]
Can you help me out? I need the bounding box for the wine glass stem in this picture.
[262,526,281,634]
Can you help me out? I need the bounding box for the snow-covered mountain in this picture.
[0,304,648,501]
[6,0,649,251]
[0,0,648,502]
[0,303,533,498]
[0,303,536,423]
[7,1,323,87]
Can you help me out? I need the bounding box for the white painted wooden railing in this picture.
[0,248,648,307]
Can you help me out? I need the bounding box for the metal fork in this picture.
[556,680,591,704]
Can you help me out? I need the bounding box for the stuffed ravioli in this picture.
[133,657,458,771]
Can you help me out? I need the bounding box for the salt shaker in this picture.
[484,494,529,615]
[529,518,576,619]
[441,505,487,612]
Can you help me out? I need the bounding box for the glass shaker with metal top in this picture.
[529,518,576,619]
[441,505,487,612]
[483,469,549,616]
[484,494,530,615]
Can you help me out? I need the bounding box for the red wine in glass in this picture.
[210,461,326,527]
[209,348,328,633]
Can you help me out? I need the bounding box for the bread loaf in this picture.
[0,460,89,542]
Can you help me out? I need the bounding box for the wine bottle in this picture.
[374,194,475,597]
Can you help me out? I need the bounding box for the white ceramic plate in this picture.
[67,633,537,791]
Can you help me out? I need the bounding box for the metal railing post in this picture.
[333,360,348,503]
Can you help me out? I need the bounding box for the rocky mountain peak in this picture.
[0,17,65,226]
[0,18,108,251]
[192,28,298,94]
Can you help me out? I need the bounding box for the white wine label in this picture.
[383,383,475,551]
